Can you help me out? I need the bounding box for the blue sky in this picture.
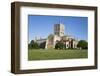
[28,15,88,42]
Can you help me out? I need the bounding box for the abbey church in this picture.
[35,23,78,49]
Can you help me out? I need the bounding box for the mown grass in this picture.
[28,49,88,60]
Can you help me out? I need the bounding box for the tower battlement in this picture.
[54,23,65,37]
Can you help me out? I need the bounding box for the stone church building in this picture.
[35,23,78,49]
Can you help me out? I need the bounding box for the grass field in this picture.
[28,49,88,60]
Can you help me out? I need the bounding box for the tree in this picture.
[28,40,39,49]
[77,40,88,49]
[55,41,66,50]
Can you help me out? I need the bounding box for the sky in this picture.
[28,15,88,42]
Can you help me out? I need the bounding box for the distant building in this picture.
[54,23,65,36]
[35,23,78,49]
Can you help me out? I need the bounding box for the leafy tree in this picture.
[55,41,66,50]
[77,40,88,49]
[28,40,39,49]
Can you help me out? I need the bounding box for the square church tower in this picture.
[54,23,65,37]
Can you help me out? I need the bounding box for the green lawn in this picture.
[28,49,88,61]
